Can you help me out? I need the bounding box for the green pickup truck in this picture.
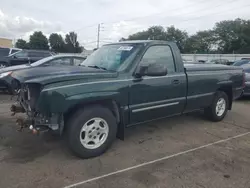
[12,40,244,158]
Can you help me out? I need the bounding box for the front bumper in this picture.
[242,85,250,96]
[0,78,11,90]
[13,87,64,134]
[0,75,19,93]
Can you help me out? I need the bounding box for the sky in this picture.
[0,0,250,49]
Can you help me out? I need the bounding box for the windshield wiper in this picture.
[88,65,107,71]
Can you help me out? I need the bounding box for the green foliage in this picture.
[125,18,250,54]
[15,39,29,49]
[15,31,84,53]
[29,31,49,50]
[214,18,250,53]
[65,32,83,53]
[185,30,216,53]
[49,33,66,53]
[165,26,188,53]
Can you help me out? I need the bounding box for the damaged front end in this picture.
[11,83,64,135]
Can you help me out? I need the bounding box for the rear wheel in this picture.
[204,91,229,122]
[67,105,117,159]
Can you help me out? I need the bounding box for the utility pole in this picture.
[97,24,101,49]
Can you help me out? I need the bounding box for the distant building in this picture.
[0,38,12,48]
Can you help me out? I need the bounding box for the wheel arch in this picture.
[63,98,124,140]
[217,82,233,110]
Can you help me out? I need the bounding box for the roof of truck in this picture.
[105,40,175,45]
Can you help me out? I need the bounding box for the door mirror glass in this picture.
[146,63,168,76]
[136,63,168,77]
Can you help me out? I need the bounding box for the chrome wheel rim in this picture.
[0,64,6,69]
[216,98,226,116]
[80,117,109,149]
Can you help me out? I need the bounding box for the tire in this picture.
[67,105,117,159]
[204,91,229,122]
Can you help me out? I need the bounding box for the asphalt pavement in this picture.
[0,93,250,188]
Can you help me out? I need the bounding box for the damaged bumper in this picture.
[11,88,64,135]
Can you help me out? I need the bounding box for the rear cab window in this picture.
[140,45,176,74]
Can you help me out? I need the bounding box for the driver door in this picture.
[129,45,187,124]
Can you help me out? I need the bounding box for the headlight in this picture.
[0,71,12,78]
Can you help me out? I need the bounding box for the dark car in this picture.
[206,59,230,65]
[233,59,250,66]
[241,64,250,96]
[0,54,86,93]
[0,49,54,68]
[0,47,21,59]
[11,40,244,159]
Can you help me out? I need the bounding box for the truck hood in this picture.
[11,66,118,85]
[0,64,30,73]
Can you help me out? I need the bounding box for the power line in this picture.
[110,0,249,33]
[74,0,211,32]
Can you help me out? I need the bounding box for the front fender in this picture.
[36,90,120,114]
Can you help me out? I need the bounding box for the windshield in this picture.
[233,60,250,66]
[81,43,142,71]
[30,56,55,66]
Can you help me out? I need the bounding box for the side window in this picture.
[11,49,20,54]
[43,52,52,57]
[48,58,72,66]
[141,45,176,73]
[14,51,28,58]
[73,58,85,66]
[28,52,43,57]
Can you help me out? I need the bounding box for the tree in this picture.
[214,18,250,53]
[49,33,66,52]
[29,31,49,50]
[127,26,167,40]
[15,39,29,49]
[165,26,188,53]
[127,26,189,52]
[184,30,216,53]
[65,32,83,53]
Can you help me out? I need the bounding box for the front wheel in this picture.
[67,105,117,159]
[204,91,229,122]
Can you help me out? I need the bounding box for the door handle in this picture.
[172,80,180,85]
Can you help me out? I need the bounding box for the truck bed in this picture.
[184,63,243,72]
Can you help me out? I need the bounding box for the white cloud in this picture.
[0,9,63,40]
[1,0,250,49]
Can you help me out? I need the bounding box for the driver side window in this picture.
[14,51,28,58]
[140,45,176,74]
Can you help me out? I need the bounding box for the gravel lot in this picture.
[0,93,250,188]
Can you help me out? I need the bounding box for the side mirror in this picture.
[135,63,168,77]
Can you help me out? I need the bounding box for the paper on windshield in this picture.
[117,46,133,51]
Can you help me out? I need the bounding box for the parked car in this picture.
[11,40,244,159]
[0,47,21,59]
[0,49,54,68]
[0,54,86,93]
[206,59,230,65]
[233,59,250,66]
[198,60,206,63]
[241,64,250,96]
